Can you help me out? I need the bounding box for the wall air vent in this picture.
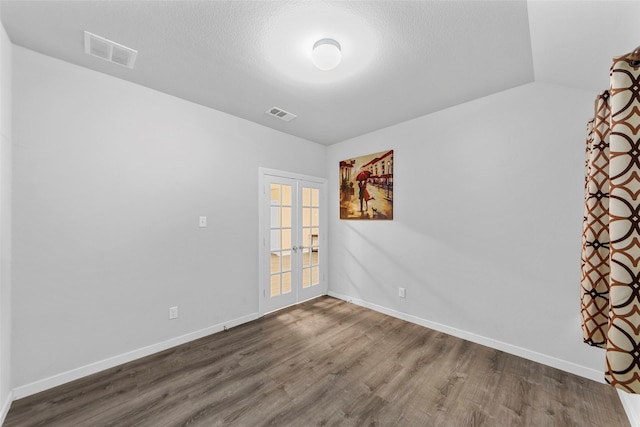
[266,107,297,122]
[84,31,138,69]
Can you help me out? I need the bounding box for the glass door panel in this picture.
[264,178,297,312]
[298,183,322,300]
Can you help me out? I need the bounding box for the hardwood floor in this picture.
[4,296,629,426]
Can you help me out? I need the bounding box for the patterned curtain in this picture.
[581,55,640,394]
[581,91,611,349]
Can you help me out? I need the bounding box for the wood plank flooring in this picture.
[4,296,630,426]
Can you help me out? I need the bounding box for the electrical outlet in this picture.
[398,287,406,298]
[169,306,179,320]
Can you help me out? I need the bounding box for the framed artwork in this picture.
[340,150,393,220]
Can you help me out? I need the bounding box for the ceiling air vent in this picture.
[266,107,297,122]
[84,31,138,69]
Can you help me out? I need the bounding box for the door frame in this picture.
[258,167,328,316]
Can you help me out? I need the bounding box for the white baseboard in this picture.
[618,390,640,427]
[328,291,603,382]
[13,312,260,400]
[0,390,13,425]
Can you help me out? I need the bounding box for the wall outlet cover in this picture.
[169,306,179,319]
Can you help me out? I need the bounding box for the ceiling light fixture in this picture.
[312,38,342,71]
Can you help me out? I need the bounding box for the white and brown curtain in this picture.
[581,54,640,394]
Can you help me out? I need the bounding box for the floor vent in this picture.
[266,106,297,122]
[84,31,138,69]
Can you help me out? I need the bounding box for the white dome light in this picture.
[312,38,342,71]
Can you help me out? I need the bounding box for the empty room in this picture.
[0,0,639,425]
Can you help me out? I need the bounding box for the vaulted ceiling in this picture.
[1,1,639,145]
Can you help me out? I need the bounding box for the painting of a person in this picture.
[358,180,374,212]
[358,180,365,212]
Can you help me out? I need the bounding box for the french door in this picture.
[259,169,326,314]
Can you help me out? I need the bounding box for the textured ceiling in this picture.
[0,1,638,145]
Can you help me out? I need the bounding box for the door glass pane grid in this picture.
[270,183,293,297]
[302,265,319,288]
[266,180,323,307]
[302,252,320,288]
[302,187,320,288]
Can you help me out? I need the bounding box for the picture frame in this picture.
[339,150,393,220]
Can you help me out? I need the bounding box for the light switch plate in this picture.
[169,306,178,319]
[199,216,207,228]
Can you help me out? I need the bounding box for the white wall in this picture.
[327,82,608,380]
[11,46,326,393]
[0,16,13,422]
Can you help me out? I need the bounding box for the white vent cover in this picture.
[84,31,137,69]
[266,107,297,122]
